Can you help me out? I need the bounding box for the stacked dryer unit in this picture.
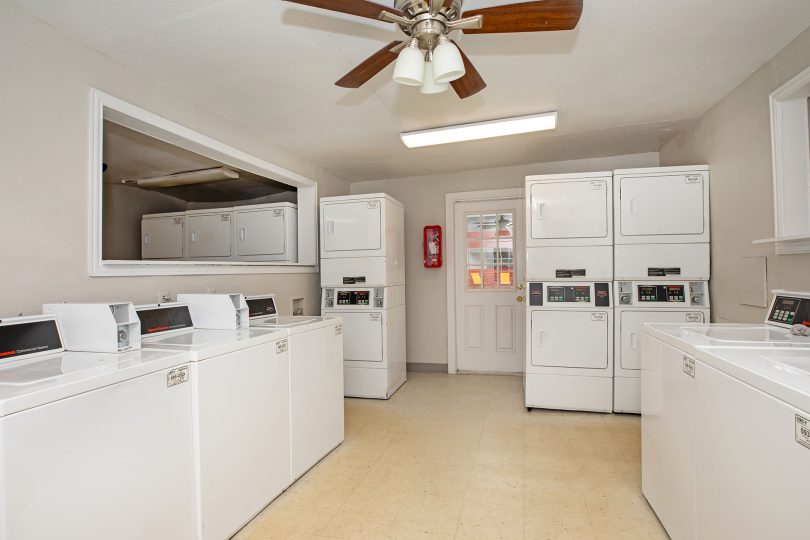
[319,193,406,399]
[613,165,711,413]
[524,172,615,413]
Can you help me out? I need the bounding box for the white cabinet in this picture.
[640,334,697,540]
[186,209,234,260]
[141,212,185,260]
[234,203,298,262]
[526,173,612,246]
[614,166,710,244]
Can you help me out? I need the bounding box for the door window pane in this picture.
[465,211,515,290]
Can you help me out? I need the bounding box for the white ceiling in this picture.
[13,0,810,181]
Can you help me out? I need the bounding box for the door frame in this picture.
[445,188,525,374]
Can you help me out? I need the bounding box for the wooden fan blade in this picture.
[282,0,403,21]
[336,41,402,88]
[450,43,487,99]
[462,0,583,34]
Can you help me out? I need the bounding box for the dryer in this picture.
[614,165,710,280]
[247,295,344,482]
[0,314,196,540]
[613,280,710,413]
[136,300,291,540]
[525,281,614,412]
[319,193,405,287]
[525,172,613,281]
[321,285,406,399]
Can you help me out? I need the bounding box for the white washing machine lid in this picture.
[642,323,810,357]
[141,327,285,360]
[0,348,191,417]
[250,315,340,334]
[696,347,810,413]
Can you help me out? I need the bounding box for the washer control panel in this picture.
[768,294,810,327]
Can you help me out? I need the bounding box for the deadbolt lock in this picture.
[517,283,525,290]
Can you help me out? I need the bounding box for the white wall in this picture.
[351,153,660,367]
[660,26,810,323]
[0,1,349,316]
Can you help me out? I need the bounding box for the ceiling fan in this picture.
[282,0,583,98]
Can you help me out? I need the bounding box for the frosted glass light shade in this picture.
[393,45,425,86]
[432,41,465,84]
[420,61,449,94]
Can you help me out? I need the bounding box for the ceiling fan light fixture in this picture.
[432,37,465,84]
[392,39,425,86]
[420,55,449,95]
[400,112,558,148]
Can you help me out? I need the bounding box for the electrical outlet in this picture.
[158,291,172,303]
[291,297,305,316]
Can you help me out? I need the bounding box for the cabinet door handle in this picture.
[240,227,246,241]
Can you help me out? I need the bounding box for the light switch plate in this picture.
[738,257,768,308]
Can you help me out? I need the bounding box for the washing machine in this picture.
[136,299,291,540]
[525,281,614,412]
[0,313,196,540]
[525,172,614,281]
[321,285,405,399]
[320,193,405,287]
[640,290,810,540]
[246,294,344,481]
[613,280,710,413]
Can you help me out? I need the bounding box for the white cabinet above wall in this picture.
[756,66,810,254]
[92,89,318,276]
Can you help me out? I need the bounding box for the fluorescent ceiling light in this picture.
[401,112,558,149]
[129,167,239,188]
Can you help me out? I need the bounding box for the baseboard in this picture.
[407,362,448,373]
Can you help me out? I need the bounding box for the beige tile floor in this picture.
[234,373,668,540]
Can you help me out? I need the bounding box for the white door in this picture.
[142,216,184,259]
[236,208,286,256]
[322,200,382,254]
[454,199,524,373]
[187,212,232,258]
[339,312,384,362]
[619,311,705,370]
[618,173,706,237]
[531,311,609,369]
[529,179,609,240]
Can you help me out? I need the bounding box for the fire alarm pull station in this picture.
[424,225,442,269]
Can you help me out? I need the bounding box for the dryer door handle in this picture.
[628,332,638,349]
[535,330,546,346]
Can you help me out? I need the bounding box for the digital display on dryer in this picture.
[638,285,685,302]
[547,286,590,303]
[337,291,371,306]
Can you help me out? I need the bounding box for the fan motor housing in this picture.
[394,0,462,19]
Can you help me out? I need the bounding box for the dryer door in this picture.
[618,173,706,238]
[619,311,705,370]
[529,179,609,241]
[531,310,609,368]
[322,200,383,255]
[338,312,384,362]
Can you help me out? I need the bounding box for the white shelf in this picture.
[752,234,810,245]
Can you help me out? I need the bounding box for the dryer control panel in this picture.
[616,281,708,307]
[337,290,371,306]
[529,282,611,307]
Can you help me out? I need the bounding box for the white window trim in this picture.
[90,89,319,276]
[757,66,810,254]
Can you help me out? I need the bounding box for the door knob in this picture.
[517,296,525,302]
